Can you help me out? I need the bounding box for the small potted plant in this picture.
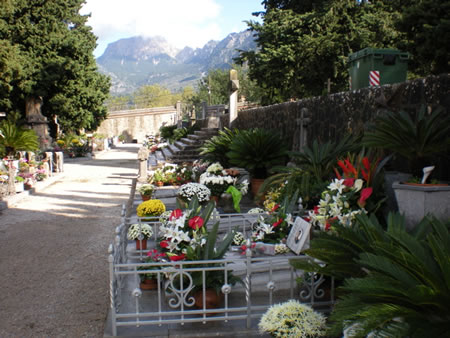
[137,199,166,219]
[152,169,165,187]
[138,249,167,290]
[127,223,153,250]
[258,300,326,337]
[137,183,156,201]
[198,162,234,203]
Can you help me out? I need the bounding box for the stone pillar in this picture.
[229,69,239,127]
[54,152,64,173]
[201,101,207,120]
[44,152,53,176]
[137,147,149,183]
[292,108,311,152]
[176,101,182,128]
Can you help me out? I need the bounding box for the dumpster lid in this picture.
[348,48,409,62]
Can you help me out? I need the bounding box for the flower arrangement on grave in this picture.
[173,164,194,185]
[137,199,166,217]
[127,223,153,240]
[258,300,326,337]
[177,182,211,204]
[192,159,209,181]
[251,194,297,244]
[137,184,156,199]
[199,162,234,197]
[138,249,167,282]
[307,156,383,231]
[35,168,47,181]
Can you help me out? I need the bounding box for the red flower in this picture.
[240,243,256,254]
[343,178,355,187]
[160,240,169,248]
[362,157,370,171]
[271,204,280,212]
[344,159,358,177]
[272,218,284,228]
[169,209,182,220]
[313,205,320,214]
[169,253,186,261]
[358,187,373,207]
[304,217,311,222]
[188,216,204,230]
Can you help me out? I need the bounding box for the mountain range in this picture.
[96,30,256,95]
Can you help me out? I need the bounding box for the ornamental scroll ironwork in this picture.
[163,267,196,309]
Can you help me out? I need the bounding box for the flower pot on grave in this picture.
[135,239,148,250]
[392,181,450,230]
[210,195,219,205]
[140,278,158,290]
[155,181,164,187]
[193,289,223,312]
[219,192,235,213]
[141,194,151,201]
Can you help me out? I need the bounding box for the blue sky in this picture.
[81,0,265,58]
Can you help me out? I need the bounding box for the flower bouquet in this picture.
[137,199,166,220]
[177,182,211,206]
[138,249,167,289]
[137,184,156,200]
[127,223,153,250]
[199,162,234,197]
[307,156,383,231]
[258,300,326,337]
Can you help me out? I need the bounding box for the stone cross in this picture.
[292,107,311,152]
[137,147,149,183]
[229,69,239,127]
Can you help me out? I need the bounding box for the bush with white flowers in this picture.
[177,183,211,203]
[199,162,235,197]
[259,300,326,337]
[127,223,153,240]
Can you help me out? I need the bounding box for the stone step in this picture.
[161,147,173,160]
[167,143,181,154]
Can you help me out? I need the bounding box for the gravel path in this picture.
[0,144,140,337]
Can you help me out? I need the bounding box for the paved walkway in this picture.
[0,144,140,337]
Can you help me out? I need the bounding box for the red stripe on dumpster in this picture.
[369,71,380,86]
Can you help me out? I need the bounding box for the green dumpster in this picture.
[348,48,409,90]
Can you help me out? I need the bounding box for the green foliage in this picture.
[363,106,450,175]
[238,1,408,103]
[159,124,178,140]
[0,120,39,157]
[226,128,288,179]
[396,0,450,75]
[0,0,110,133]
[328,216,450,337]
[199,128,242,168]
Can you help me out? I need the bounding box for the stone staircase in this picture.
[149,128,218,167]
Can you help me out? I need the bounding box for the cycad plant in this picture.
[0,120,39,158]
[199,128,241,168]
[226,128,288,179]
[363,106,450,176]
[329,216,450,337]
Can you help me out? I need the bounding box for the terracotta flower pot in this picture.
[210,195,219,205]
[135,239,148,250]
[141,194,151,201]
[155,181,164,187]
[193,289,223,312]
[140,278,157,290]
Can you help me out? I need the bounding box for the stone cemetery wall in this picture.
[233,74,450,150]
[96,107,177,143]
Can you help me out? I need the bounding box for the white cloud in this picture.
[81,0,223,50]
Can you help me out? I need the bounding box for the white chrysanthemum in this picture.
[127,223,153,240]
[259,300,326,338]
[248,208,265,214]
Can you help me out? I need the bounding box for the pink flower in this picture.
[188,216,204,230]
[358,187,373,207]
[169,209,182,220]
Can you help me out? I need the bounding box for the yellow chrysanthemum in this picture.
[57,140,65,146]
[137,199,166,217]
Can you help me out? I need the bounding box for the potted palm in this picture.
[363,106,450,228]
[226,128,288,197]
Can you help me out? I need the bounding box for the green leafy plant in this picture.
[328,216,450,337]
[0,121,39,158]
[227,128,288,179]
[363,106,450,176]
[200,128,241,167]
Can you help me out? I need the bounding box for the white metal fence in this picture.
[108,207,335,336]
